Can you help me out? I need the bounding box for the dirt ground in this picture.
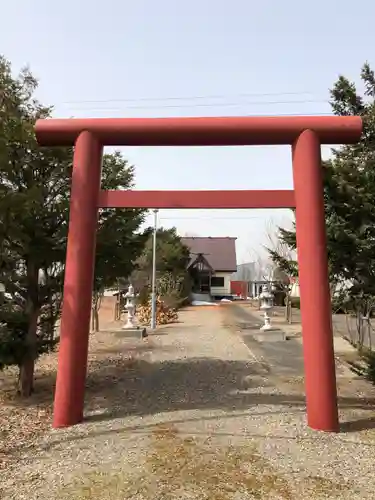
[0,299,374,499]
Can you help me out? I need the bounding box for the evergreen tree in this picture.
[0,56,148,393]
[270,63,375,316]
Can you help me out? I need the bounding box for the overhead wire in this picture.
[62,98,330,112]
[157,216,285,220]
[58,89,333,114]
[61,89,327,105]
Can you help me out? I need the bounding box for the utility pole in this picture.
[150,209,158,330]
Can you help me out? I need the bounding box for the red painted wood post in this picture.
[292,129,339,432]
[53,132,103,428]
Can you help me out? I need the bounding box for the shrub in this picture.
[160,290,189,310]
[137,286,150,306]
[347,348,375,385]
[290,297,300,309]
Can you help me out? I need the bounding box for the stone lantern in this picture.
[121,284,147,339]
[259,284,274,331]
[123,284,136,329]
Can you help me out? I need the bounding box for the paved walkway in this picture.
[224,303,356,377]
[252,304,375,350]
[2,305,375,499]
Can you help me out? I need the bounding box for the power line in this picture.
[63,98,329,112]
[61,90,325,105]
[157,216,271,220]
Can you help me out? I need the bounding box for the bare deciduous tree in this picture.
[264,218,298,323]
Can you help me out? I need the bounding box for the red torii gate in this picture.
[35,115,362,432]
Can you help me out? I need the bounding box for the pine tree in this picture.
[0,56,149,393]
[270,62,375,340]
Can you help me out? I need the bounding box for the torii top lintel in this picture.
[35,115,362,147]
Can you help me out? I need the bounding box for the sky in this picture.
[1,0,374,264]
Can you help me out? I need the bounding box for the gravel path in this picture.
[1,305,375,499]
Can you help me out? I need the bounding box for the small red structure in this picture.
[231,280,248,298]
[35,115,362,432]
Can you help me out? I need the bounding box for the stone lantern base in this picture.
[254,329,286,342]
[115,326,148,340]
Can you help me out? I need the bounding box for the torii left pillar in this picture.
[53,132,103,428]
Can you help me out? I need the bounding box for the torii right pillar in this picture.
[292,129,339,432]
